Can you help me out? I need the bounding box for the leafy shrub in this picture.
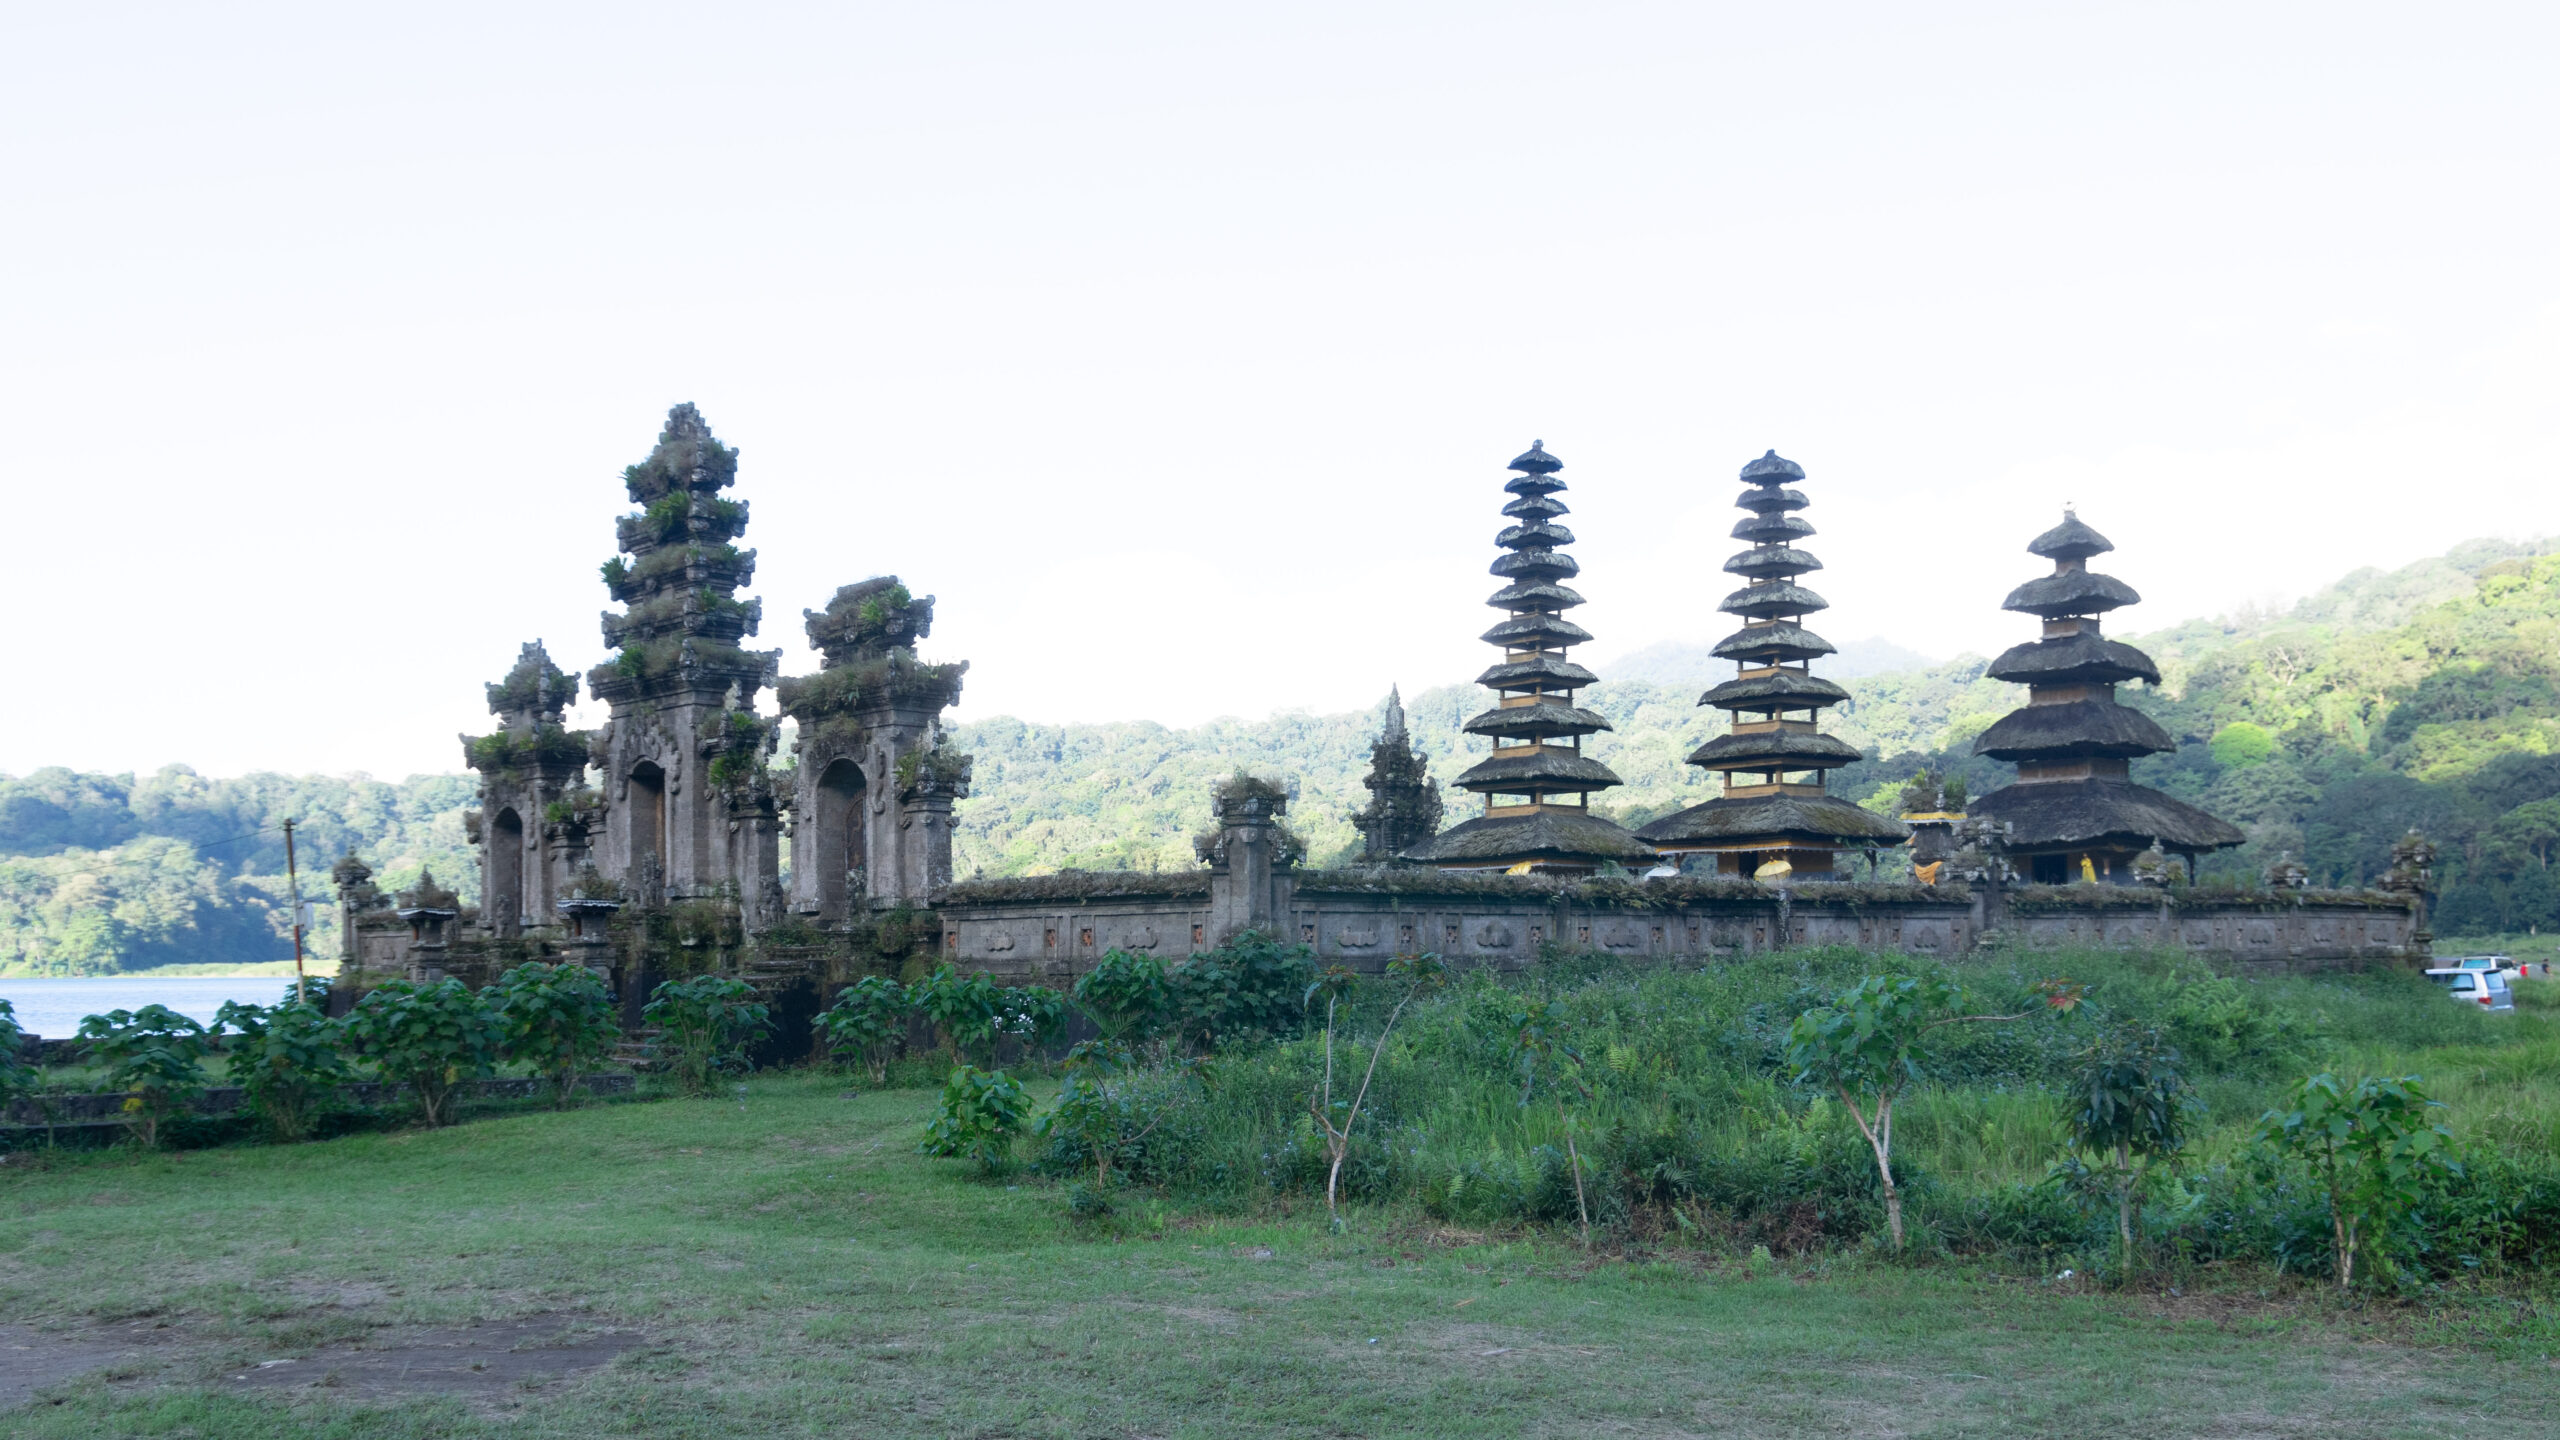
[1165,930,1315,1052]
[816,976,912,1083]
[488,962,622,1107]
[1073,950,1171,1046]
[643,975,770,1096]
[1034,1042,1210,1195]
[2252,1072,2458,1288]
[0,1000,34,1115]
[77,1005,212,1148]
[997,985,1070,1056]
[915,965,1000,1064]
[344,978,503,1127]
[920,1065,1032,1173]
[215,998,351,1142]
[2159,975,2298,1074]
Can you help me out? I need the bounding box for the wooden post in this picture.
[284,817,308,1007]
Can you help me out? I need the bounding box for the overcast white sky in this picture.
[8,2,2558,778]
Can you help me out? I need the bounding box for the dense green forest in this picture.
[7,537,2556,974]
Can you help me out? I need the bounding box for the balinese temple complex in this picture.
[1968,510,2243,882]
[1403,443,1657,874]
[337,409,2408,1028]
[1637,451,1910,877]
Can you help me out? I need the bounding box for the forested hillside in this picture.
[7,537,2556,973]
[0,770,476,976]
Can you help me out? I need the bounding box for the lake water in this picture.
[0,977,314,1039]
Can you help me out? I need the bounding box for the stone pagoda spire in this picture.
[1638,450,1906,878]
[1352,686,1442,863]
[1969,510,2241,883]
[587,404,776,709]
[1404,442,1653,873]
[584,404,784,911]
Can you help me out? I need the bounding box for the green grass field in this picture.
[2,1067,2556,1440]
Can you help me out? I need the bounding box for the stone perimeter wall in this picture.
[936,868,2422,982]
[333,803,2425,1012]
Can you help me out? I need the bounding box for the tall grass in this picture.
[1084,946,2560,1276]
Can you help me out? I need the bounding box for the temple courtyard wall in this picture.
[931,869,2421,980]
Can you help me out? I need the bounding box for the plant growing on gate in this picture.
[919,1064,1033,1173]
[2251,1072,2457,1289]
[486,962,622,1108]
[1305,954,1444,1230]
[215,997,351,1142]
[1506,997,1596,1248]
[1784,972,2071,1250]
[344,978,503,1127]
[642,976,770,1096]
[815,975,913,1083]
[1034,1040,1210,1202]
[2050,1026,2194,1274]
[77,1005,214,1148]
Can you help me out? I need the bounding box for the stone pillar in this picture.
[897,779,957,901]
[726,790,784,930]
[1205,794,1281,942]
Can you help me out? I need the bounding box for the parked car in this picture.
[2426,966,2515,1011]
[2450,953,2555,979]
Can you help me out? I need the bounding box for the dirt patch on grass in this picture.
[0,1323,149,1408]
[223,1313,643,1407]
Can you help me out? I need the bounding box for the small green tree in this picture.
[487,962,622,1108]
[0,1000,37,1122]
[2054,1027,2193,1272]
[1305,954,1444,1230]
[815,976,912,1083]
[919,1064,1033,1173]
[642,976,770,1096]
[2252,1072,2457,1288]
[344,978,503,1127]
[1785,973,2061,1250]
[1073,949,1173,1048]
[77,1005,213,1148]
[215,998,351,1142]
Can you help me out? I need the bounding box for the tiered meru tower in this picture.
[1638,451,1907,876]
[1405,443,1654,874]
[1970,510,2241,882]
[584,404,785,913]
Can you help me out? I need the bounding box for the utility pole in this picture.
[284,817,308,1007]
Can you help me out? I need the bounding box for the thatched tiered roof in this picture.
[1970,509,2242,861]
[1637,450,1907,865]
[1405,442,1649,871]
